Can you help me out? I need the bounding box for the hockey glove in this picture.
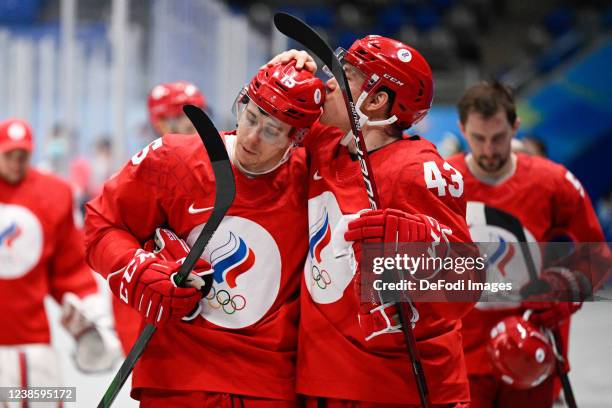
[344,209,452,265]
[344,209,451,341]
[108,229,212,327]
[61,292,122,373]
[147,227,214,298]
[521,267,590,328]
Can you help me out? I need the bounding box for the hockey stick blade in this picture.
[98,106,236,408]
[274,12,379,210]
[274,13,430,407]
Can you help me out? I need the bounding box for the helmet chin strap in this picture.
[339,83,399,147]
[227,134,296,177]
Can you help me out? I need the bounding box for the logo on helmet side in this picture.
[397,48,412,62]
[383,73,404,87]
[314,88,322,104]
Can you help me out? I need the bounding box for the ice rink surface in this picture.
[46,284,612,407]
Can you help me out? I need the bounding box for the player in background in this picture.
[148,80,207,136]
[269,36,475,407]
[0,118,121,406]
[85,62,325,407]
[111,80,208,355]
[447,82,609,407]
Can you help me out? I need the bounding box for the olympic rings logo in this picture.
[205,286,247,314]
[311,265,331,289]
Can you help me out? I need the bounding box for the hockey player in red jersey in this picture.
[269,36,475,407]
[112,80,209,355]
[446,82,609,407]
[148,80,207,136]
[85,62,325,407]
[0,118,121,402]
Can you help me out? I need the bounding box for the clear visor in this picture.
[232,87,293,148]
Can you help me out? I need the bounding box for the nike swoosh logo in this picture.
[188,204,214,214]
[313,171,322,181]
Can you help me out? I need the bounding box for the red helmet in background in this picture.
[147,81,206,124]
[245,61,325,135]
[0,118,33,153]
[487,311,556,389]
[343,35,433,129]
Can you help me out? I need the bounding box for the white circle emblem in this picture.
[397,48,412,62]
[187,216,281,329]
[8,123,26,140]
[0,204,43,279]
[305,191,355,304]
[314,88,322,104]
[535,347,546,363]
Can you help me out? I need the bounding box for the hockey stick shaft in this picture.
[274,13,430,407]
[98,106,236,408]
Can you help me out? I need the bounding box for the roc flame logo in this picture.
[309,210,331,263]
[0,222,21,248]
[210,232,256,288]
[487,236,516,277]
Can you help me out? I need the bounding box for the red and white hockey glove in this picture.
[344,208,452,265]
[147,228,215,297]
[521,267,590,328]
[108,229,212,327]
[61,292,122,373]
[344,209,451,341]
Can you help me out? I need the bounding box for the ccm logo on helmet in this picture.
[383,73,404,87]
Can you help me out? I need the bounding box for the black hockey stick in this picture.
[274,12,431,408]
[98,106,236,408]
[484,206,578,408]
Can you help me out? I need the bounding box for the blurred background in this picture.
[0,0,610,406]
[0,0,611,238]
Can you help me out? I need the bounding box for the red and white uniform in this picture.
[446,152,606,406]
[85,132,309,401]
[297,123,474,405]
[0,169,98,402]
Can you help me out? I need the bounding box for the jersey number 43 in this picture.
[423,161,464,198]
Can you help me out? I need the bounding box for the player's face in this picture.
[320,63,365,131]
[461,109,519,173]
[154,114,196,136]
[235,101,292,173]
[0,149,30,184]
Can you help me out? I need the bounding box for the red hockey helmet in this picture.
[342,35,433,129]
[243,61,325,134]
[487,311,555,389]
[148,81,206,123]
[0,118,33,153]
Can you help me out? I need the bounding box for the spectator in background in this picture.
[0,118,121,399]
[40,123,72,177]
[90,136,114,197]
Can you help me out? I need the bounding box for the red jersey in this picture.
[85,133,309,401]
[446,152,606,375]
[0,169,97,345]
[297,122,474,404]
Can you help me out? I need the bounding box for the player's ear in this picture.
[457,120,467,139]
[364,91,390,118]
